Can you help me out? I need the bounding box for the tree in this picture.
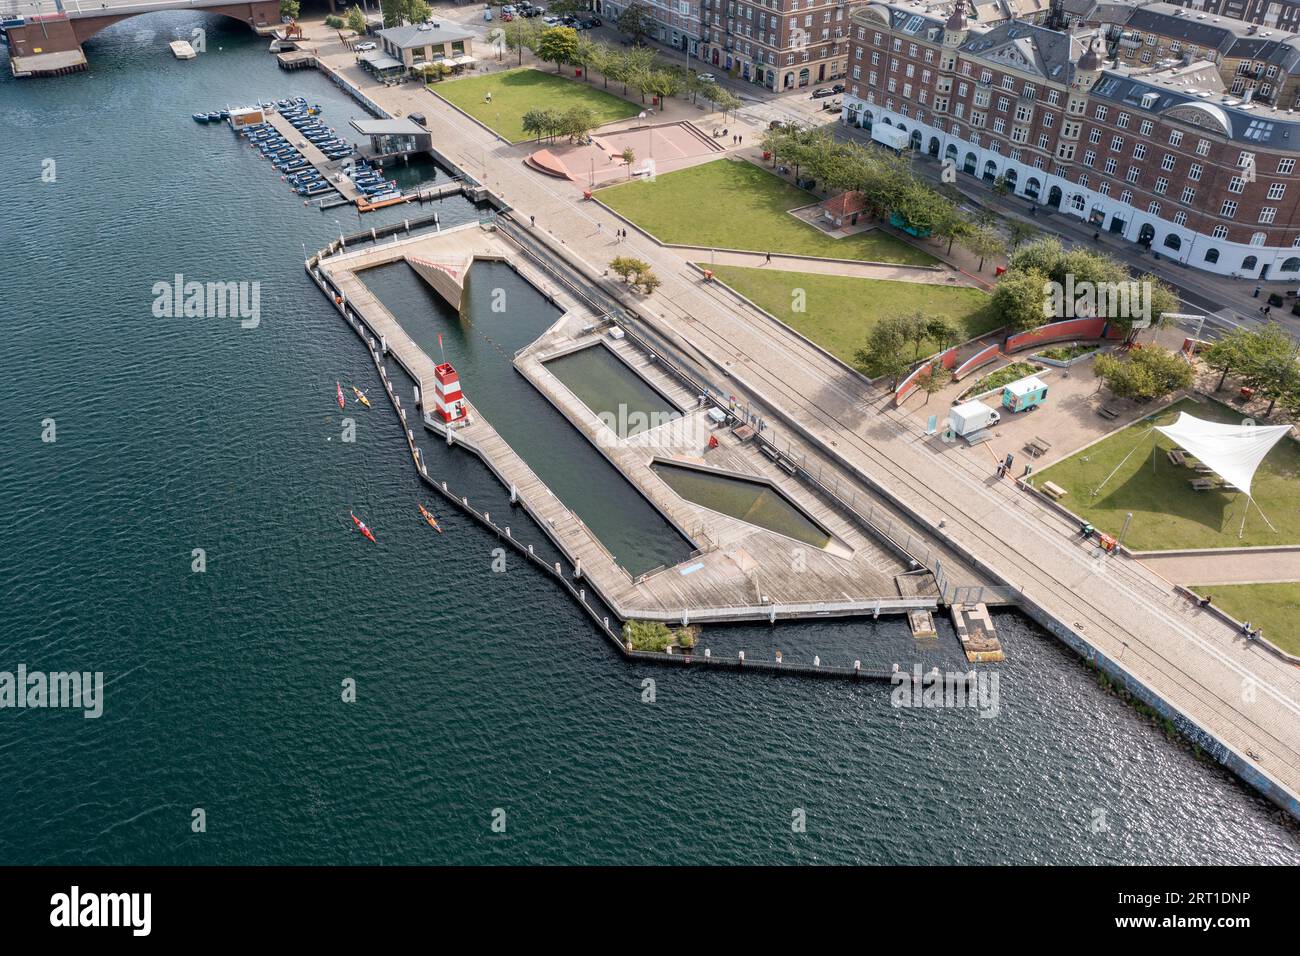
[547,0,588,13]
[609,256,659,293]
[1008,236,1065,277]
[345,4,367,33]
[1239,322,1300,415]
[280,0,300,18]
[504,18,539,66]
[1203,326,1258,391]
[854,315,913,388]
[561,105,596,143]
[537,26,579,72]
[573,35,600,81]
[992,267,1051,331]
[620,147,636,178]
[521,108,549,142]
[901,310,931,359]
[925,316,961,352]
[1094,347,1193,401]
[1006,220,1037,252]
[962,224,1006,272]
[617,2,655,44]
[920,363,952,405]
[325,14,344,29]
[407,0,431,23]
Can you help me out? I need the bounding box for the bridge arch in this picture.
[72,2,279,44]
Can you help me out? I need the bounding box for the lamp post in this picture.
[1118,511,1133,549]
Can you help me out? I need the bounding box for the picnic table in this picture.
[1026,435,1052,457]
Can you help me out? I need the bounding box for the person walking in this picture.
[530,214,535,228]
[764,252,772,265]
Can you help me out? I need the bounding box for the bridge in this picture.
[1,0,282,76]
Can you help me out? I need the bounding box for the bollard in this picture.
[704,648,711,658]
[505,527,511,538]
[555,562,562,574]
[738,651,745,663]
[370,227,377,241]
[681,610,689,626]
[462,497,467,506]
[579,589,585,602]
[381,335,388,355]
[769,608,776,625]
[442,481,448,491]
[447,429,454,447]
[509,484,518,504]
[892,663,899,673]
[603,617,609,629]
[854,660,862,673]
[873,601,880,620]
[484,512,489,524]
[407,430,414,443]
[528,545,534,555]
[574,559,582,580]
[414,385,421,407]
[814,655,820,667]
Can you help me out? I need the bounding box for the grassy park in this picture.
[1189,584,1300,656]
[1036,398,1300,550]
[599,160,936,266]
[430,68,640,143]
[706,265,998,374]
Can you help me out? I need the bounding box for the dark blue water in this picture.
[1,13,1297,864]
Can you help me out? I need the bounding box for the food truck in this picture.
[1001,375,1049,413]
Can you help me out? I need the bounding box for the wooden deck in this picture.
[265,111,362,203]
[319,225,945,622]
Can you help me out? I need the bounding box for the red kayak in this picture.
[336,381,346,409]
[350,511,376,543]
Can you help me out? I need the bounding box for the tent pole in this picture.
[1249,495,1279,534]
[1239,495,1250,539]
[1092,426,1156,497]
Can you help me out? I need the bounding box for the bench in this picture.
[1167,449,1186,466]
[1189,478,1215,491]
[1026,436,1052,457]
[1042,481,1068,500]
[1098,406,1120,420]
[1194,462,1214,474]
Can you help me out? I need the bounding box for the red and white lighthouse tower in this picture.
[433,362,468,424]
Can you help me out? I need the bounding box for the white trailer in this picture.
[949,400,1001,438]
[872,124,910,151]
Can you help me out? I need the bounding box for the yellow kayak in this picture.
[418,503,442,533]
[352,387,371,408]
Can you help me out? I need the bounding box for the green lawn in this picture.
[599,159,935,266]
[705,264,998,375]
[1189,584,1300,657]
[430,67,640,143]
[1037,397,1300,550]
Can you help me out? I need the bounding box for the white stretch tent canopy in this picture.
[1153,412,1292,496]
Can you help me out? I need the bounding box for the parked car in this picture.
[696,72,716,83]
[355,40,377,51]
[580,16,601,27]
[500,11,514,19]
[522,5,543,15]
[831,82,845,93]
[542,14,560,23]
[810,87,837,98]
[501,4,516,13]
[560,14,578,25]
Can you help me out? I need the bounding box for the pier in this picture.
[309,222,949,627]
[263,111,362,204]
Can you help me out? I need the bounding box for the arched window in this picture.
[1204,248,1220,264]
[1242,256,1258,271]
[1070,193,1085,211]
[1250,232,1267,247]
[1212,225,1229,239]
[1163,234,1182,251]
[1281,257,1300,272]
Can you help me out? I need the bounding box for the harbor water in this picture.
[1,14,1297,864]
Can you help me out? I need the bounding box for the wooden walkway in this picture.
[266,111,361,203]
[319,224,937,622]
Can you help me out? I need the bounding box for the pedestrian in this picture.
[765,252,772,265]
[1242,620,1252,635]
[738,135,743,145]
[1254,627,1263,641]
[598,221,603,234]
[530,214,536,227]
[1253,285,1262,298]
[1266,306,1273,316]
[1199,594,1213,608]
